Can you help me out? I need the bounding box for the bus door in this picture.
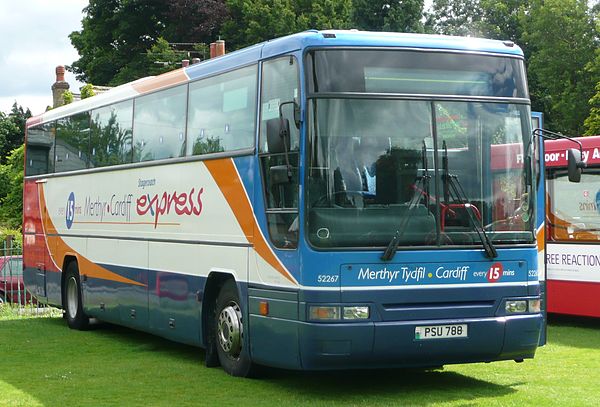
[532,111,546,345]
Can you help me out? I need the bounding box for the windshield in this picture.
[306,98,534,248]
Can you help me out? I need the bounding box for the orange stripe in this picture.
[537,226,545,252]
[204,158,298,285]
[132,69,188,94]
[39,186,145,287]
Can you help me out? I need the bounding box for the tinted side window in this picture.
[187,65,258,155]
[55,112,90,173]
[90,100,133,167]
[25,123,55,176]
[133,85,187,162]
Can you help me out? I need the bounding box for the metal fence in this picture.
[1,239,45,309]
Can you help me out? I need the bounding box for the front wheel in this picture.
[214,280,254,377]
[64,262,89,330]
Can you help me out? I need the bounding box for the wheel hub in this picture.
[67,276,78,318]
[217,302,242,358]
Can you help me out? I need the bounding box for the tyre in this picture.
[214,279,254,377]
[64,261,89,330]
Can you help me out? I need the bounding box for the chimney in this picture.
[51,65,70,108]
[210,42,216,59]
[182,59,190,67]
[215,40,225,57]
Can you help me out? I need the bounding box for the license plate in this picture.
[415,324,468,340]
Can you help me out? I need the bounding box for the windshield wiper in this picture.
[381,140,430,261]
[442,141,497,259]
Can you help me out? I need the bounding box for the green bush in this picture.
[0,227,22,251]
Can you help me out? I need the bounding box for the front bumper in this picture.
[249,313,542,370]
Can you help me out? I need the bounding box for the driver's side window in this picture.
[259,56,300,249]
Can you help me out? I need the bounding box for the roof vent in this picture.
[503,40,515,47]
[322,33,336,39]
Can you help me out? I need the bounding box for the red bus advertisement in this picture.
[545,135,600,317]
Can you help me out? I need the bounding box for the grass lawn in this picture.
[1,305,599,406]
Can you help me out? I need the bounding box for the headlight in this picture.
[309,306,340,320]
[343,306,369,320]
[309,305,370,321]
[505,300,528,313]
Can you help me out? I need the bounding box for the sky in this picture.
[0,0,88,116]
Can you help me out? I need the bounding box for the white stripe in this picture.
[302,281,533,291]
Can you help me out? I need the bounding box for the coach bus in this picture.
[545,135,600,317]
[24,30,547,376]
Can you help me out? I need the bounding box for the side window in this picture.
[259,56,300,249]
[90,100,133,167]
[547,171,600,242]
[133,85,187,162]
[55,112,90,173]
[187,65,257,155]
[25,122,55,176]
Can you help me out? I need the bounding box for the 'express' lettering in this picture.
[136,187,204,227]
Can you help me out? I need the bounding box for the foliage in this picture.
[0,103,30,164]
[90,110,133,166]
[477,0,528,42]
[584,81,600,136]
[221,0,353,50]
[521,0,599,135]
[191,136,225,155]
[163,0,229,44]
[0,145,24,229]
[0,227,22,251]
[80,84,96,99]
[69,0,170,86]
[353,0,424,32]
[425,0,482,36]
[62,0,600,136]
[145,37,187,76]
[62,90,74,105]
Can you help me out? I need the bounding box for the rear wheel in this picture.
[64,262,89,330]
[214,280,254,377]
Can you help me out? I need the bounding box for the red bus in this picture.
[545,135,600,317]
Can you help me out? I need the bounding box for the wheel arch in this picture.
[201,271,238,347]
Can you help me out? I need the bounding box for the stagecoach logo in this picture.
[65,192,75,229]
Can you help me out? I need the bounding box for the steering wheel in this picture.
[484,216,521,231]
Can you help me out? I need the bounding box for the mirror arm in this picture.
[533,128,586,168]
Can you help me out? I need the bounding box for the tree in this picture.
[425,0,482,36]
[521,0,599,135]
[0,145,24,228]
[221,0,353,50]
[0,103,30,163]
[163,0,229,44]
[69,0,169,86]
[353,0,424,33]
[477,0,529,42]
[584,82,600,136]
